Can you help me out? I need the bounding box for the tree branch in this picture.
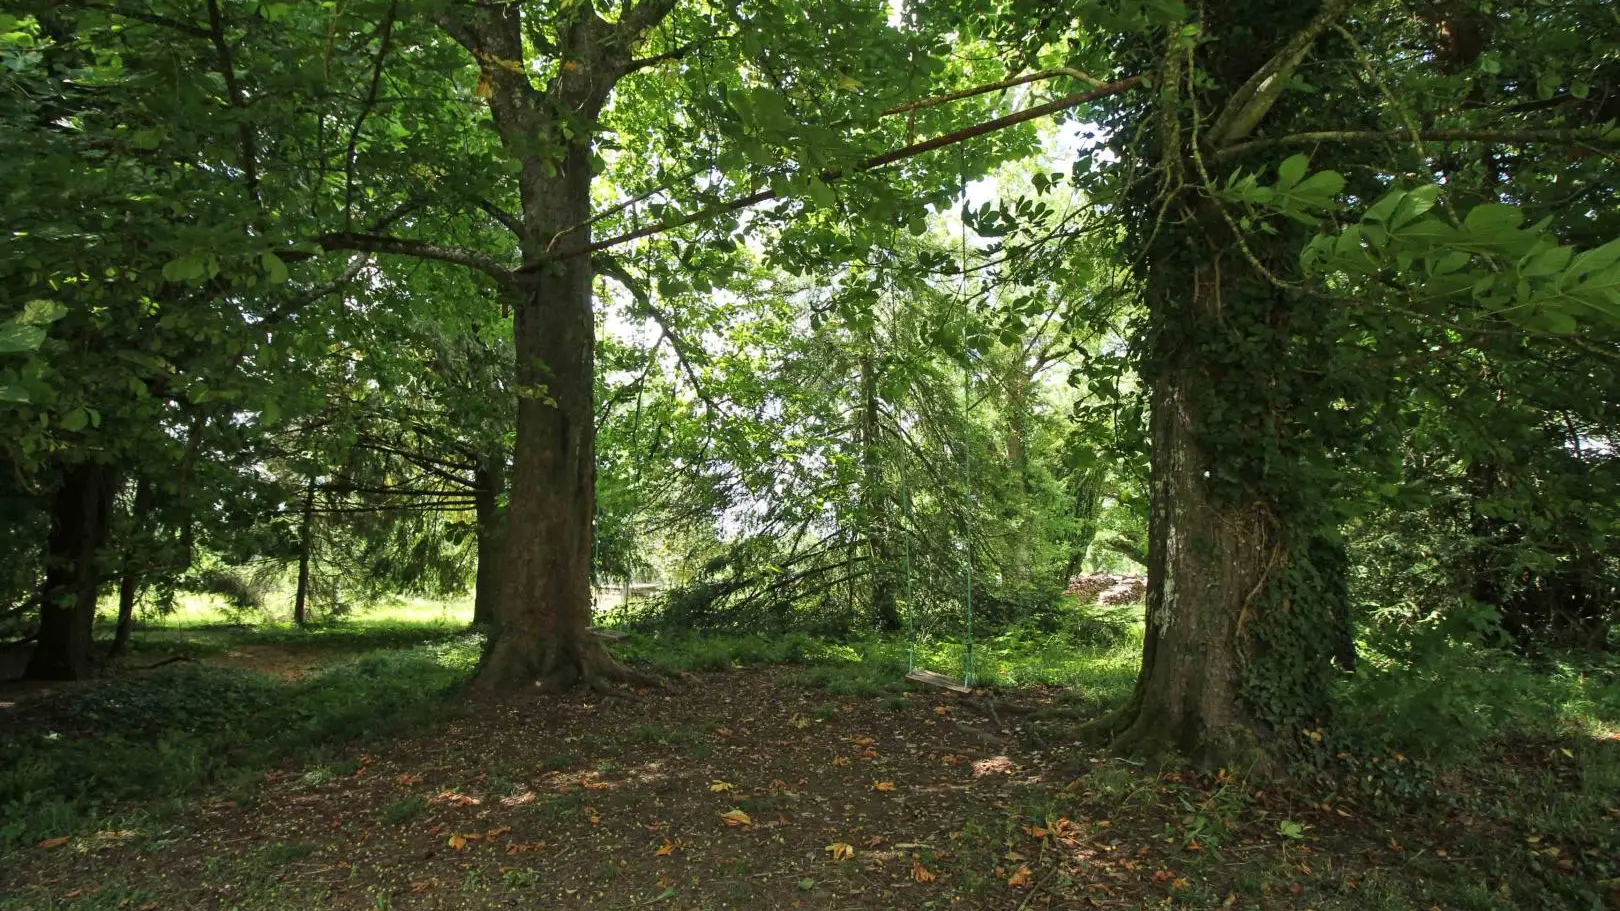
[318,233,515,284]
[880,67,1105,117]
[1205,0,1355,148]
[551,75,1143,261]
[205,0,258,200]
[343,0,400,230]
[1215,128,1620,159]
[593,253,725,418]
[479,199,525,237]
[77,2,211,38]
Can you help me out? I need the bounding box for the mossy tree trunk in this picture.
[1097,1,1358,769]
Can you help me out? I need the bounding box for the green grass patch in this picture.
[0,634,482,850]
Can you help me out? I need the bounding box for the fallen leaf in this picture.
[720,809,752,827]
[852,736,875,747]
[37,837,70,850]
[409,881,434,893]
[1172,877,1190,890]
[866,835,886,847]
[826,842,855,862]
[655,841,679,856]
[397,774,423,786]
[447,833,468,850]
[934,706,950,716]
[485,826,511,840]
[501,791,536,807]
[710,780,734,792]
[832,756,850,767]
[873,781,896,792]
[1008,865,1032,888]
[505,842,545,855]
[912,860,937,882]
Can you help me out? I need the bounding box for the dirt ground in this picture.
[4,665,1616,910]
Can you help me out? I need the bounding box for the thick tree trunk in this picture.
[26,463,118,680]
[293,482,314,627]
[1101,356,1281,767]
[443,0,672,691]
[472,458,504,629]
[476,151,646,692]
[109,477,155,658]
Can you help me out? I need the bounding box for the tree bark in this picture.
[1094,3,1355,768]
[472,457,504,629]
[1100,339,1281,767]
[293,481,315,627]
[26,463,118,680]
[442,1,670,691]
[108,476,155,658]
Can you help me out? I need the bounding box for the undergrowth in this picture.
[0,634,481,850]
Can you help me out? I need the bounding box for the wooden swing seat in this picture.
[588,626,629,641]
[904,667,971,694]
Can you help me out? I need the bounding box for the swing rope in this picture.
[898,158,978,693]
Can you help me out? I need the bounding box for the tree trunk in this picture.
[109,477,155,658]
[293,482,314,627]
[26,463,118,680]
[472,457,504,629]
[442,0,672,691]
[477,150,646,692]
[1101,352,1281,767]
[1091,0,1357,771]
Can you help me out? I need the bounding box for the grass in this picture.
[0,633,482,849]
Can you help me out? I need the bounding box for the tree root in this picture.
[476,630,662,694]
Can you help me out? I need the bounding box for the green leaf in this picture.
[1463,203,1524,235]
[1521,245,1572,278]
[61,407,89,432]
[0,384,27,404]
[261,252,289,284]
[0,321,46,354]
[19,301,65,327]
[1276,154,1309,191]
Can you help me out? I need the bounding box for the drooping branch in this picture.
[555,75,1143,261]
[594,253,725,418]
[318,232,515,284]
[1215,128,1620,159]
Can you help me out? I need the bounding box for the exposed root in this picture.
[476,630,661,694]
